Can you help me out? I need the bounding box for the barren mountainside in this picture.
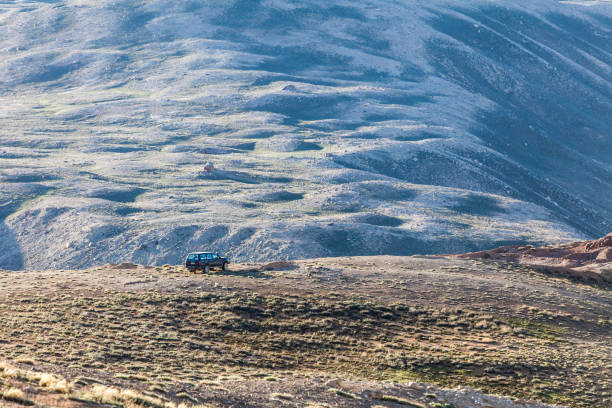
[1,0,611,269]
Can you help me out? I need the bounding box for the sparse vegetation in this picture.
[328,388,360,399]
[2,387,33,405]
[176,392,199,403]
[430,403,455,408]
[270,392,293,401]
[379,395,426,407]
[0,257,609,407]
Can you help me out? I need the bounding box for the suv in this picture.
[185,252,229,273]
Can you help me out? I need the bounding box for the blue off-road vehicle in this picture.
[185,252,229,273]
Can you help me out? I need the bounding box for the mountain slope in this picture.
[0,0,611,269]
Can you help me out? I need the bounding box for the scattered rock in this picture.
[203,162,214,173]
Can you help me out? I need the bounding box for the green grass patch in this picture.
[380,395,426,407]
[328,388,359,399]
[510,319,566,340]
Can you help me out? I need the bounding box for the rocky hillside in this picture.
[1,0,611,269]
[453,233,612,284]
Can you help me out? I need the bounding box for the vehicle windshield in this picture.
[187,254,198,261]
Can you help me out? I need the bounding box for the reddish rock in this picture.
[450,233,612,284]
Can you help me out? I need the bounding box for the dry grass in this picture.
[0,361,212,408]
[73,384,205,408]
[269,392,293,401]
[1,361,70,394]
[39,373,71,393]
[2,387,33,405]
[0,288,608,407]
[0,258,609,407]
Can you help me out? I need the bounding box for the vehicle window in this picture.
[208,254,213,259]
[187,254,197,261]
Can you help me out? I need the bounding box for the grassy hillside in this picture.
[1,0,611,269]
[1,257,610,407]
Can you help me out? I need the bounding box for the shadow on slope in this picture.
[89,187,147,203]
[297,224,532,258]
[191,0,423,85]
[0,203,24,271]
[0,183,57,270]
[422,6,612,236]
[352,213,404,227]
[449,194,506,217]
[199,170,292,184]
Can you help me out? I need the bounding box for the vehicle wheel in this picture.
[222,262,228,271]
[204,265,210,274]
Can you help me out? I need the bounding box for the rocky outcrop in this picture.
[452,234,612,284]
